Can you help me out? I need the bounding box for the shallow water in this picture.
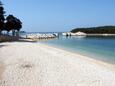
[40,35,115,64]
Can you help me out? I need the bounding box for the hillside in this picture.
[71,26,115,34]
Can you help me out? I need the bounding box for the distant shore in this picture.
[0,42,115,86]
[62,32,115,36]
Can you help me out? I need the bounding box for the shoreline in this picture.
[0,42,115,86]
[38,42,115,71]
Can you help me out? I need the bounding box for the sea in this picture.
[22,32,115,64]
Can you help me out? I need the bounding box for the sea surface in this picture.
[38,33,115,64]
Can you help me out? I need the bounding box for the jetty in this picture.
[25,33,59,39]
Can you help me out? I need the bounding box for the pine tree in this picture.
[0,1,5,34]
[0,1,22,36]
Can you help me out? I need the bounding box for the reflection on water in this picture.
[40,35,115,64]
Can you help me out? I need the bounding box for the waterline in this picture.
[40,36,115,64]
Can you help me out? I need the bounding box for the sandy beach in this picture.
[0,63,5,80]
[0,42,115,86]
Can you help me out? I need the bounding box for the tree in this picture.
[14,18,22,37]
[0,1,5,34]
[5,15,15,36]
[5,15,22,36]
[11,17,22,36]
[0,1,22,36]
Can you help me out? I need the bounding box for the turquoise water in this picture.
[40,35,115,64]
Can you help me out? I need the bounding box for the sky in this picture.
[2,0,115,32]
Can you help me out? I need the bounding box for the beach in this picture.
[0,42,115,86]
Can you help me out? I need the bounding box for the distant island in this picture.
[71,26,115,34]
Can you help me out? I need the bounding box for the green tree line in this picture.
[71,26,115,34]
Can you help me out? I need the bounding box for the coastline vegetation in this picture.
[71,26,115,34]
[0,1,22,36]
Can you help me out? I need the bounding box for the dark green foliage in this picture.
[0,1,22,36]
[71,26,115,34]
[6,15,22,31]
[0,1,5,33]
